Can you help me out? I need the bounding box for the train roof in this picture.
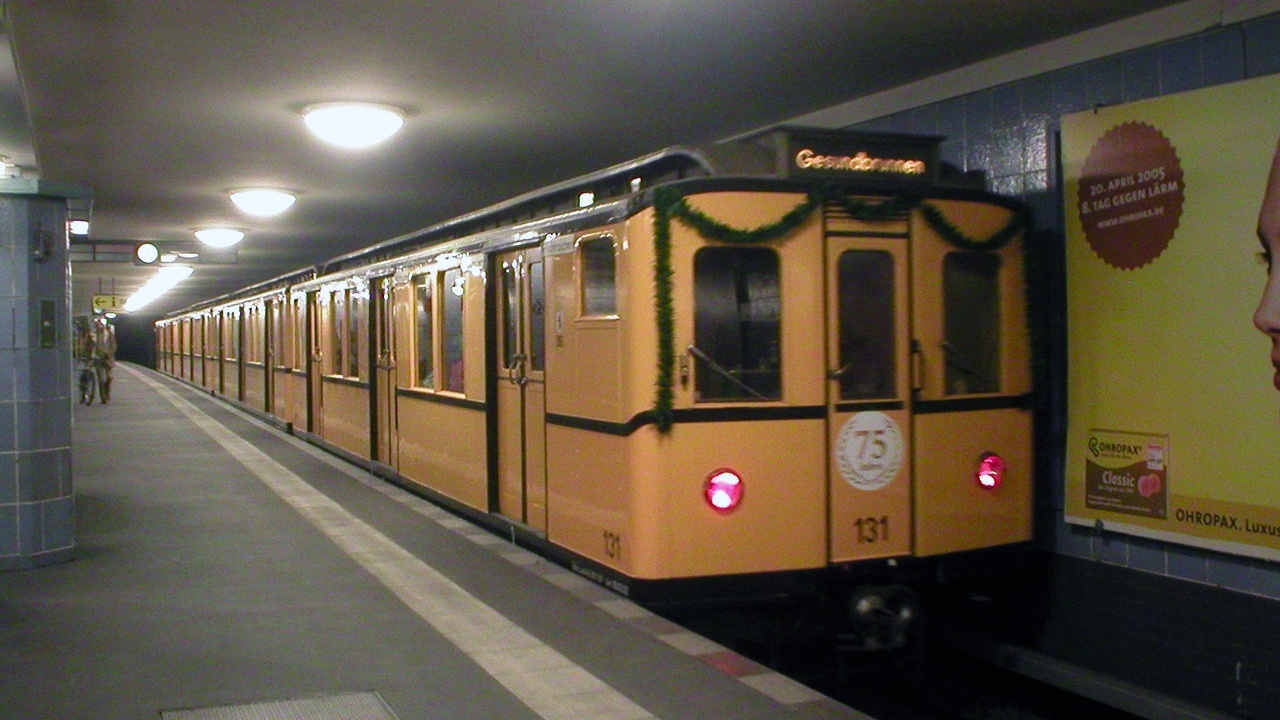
[163,128,1014,318]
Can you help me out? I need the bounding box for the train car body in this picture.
[156,129,1034,625]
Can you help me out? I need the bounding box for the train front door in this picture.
[372,276,399,471]
[494,247,548,533]
[825,233,913,562]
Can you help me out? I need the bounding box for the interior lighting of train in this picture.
[302,102,405,148]
[123,265,193,312]
[194,228,245,248]
[229,188,297,216]
[68,220,89,235]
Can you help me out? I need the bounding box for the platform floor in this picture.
[0,364,866,720]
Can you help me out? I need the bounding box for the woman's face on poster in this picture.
[1255,140,1280,390]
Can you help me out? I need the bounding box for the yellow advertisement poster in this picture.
[1062,73,1280,560]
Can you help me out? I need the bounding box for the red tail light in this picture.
[976,453,1005,490]
[704,469,744,512]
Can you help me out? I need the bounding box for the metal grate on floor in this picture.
[159,691,400,720]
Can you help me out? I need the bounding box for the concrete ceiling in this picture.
[2,0,1191,319]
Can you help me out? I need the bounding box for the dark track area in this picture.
[655,594,1145,720]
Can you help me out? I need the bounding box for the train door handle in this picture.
[508,353,527,386]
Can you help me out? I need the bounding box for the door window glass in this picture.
[943,252,1000,394]
[331,290,345,376]
[529,259,545,372]
[415,275,434,388]
[348,289,364,379]
[836,251,895,400]
[693,247,781,401]
[443,268,465,393]
[502,261,518,368]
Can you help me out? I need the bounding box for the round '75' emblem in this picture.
[836,411,903,491]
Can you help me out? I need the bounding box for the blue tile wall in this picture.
[0,194,74,571]
[854,15,1280,601]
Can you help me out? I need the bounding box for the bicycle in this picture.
[78,359,96,405]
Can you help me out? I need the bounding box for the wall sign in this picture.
[1061,74,1280,560]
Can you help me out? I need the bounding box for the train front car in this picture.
[152,129,1034,651]
[542,130,1034,643]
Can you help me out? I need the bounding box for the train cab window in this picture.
[442,267,465,393]
[693,247,781,402]
[943,252,1000,395]
[415,274,435,388]
[348,289,364,379]
[836,251,895,400]
[580,236,616,317]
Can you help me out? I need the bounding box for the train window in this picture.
[442,267,465,393]
[580,236,616,317]
[836,251,895,400]
[291,296,305,371]
[348,289,363,379]
[530,259,545,372]
[415,275,435,388]
[502,261,518,369]
[943,252,1000,394]
[271,303,283,367]
[331,290,345,376]
[693,247,781,402]
[225,311,239,360]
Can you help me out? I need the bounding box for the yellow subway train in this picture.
[156,128,1034,644]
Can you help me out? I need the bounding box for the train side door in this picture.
[825,234,913,562]
[372,276,399,470]
[264,299,276,413]
[494,246,548,533]
[306,290,325,437]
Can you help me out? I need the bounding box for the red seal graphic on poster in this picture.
[1077,122,1185,270]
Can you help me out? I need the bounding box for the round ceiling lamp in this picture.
[230,188,296,216]
[194,228,245,248]
[303,102,405,149]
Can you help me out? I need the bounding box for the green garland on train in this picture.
[649,184,1031,433]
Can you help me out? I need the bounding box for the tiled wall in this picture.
[853,13,1280,600]
[0,193,75,570]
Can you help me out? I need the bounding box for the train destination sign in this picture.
[771,128,940,184]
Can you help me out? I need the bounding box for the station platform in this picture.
[0,363,867,720]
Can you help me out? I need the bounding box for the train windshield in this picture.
[693,247,781,402]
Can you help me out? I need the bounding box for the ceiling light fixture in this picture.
[194,228,245,248]
[230,188,297,216]
[303,102,405,148]
[123,265,193,312]
[69,220,90,235]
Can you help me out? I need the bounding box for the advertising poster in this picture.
[1062,73,1280,560]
